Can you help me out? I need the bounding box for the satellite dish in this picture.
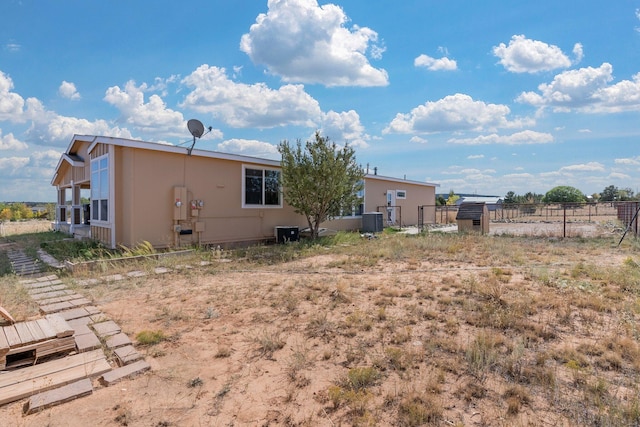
[187,119,205,139]
[187,119,206,155]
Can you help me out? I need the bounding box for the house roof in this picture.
[53,134,441,189]
[456,202,487,220]
[365,173,439,188]
[456,196,502,205]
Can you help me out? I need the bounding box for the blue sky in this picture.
[1,0,640,202]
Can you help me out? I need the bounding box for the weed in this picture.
[187,377,203,388]
[465,331,502,379]
[136,330,167,346]
[504,385,530,415]
[398,393,443,426]
[306,312,334,340]
[342,366,381,391]
[215,346,231,358]
[253,330,285,358]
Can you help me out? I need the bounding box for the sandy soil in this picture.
[1,222,638,426]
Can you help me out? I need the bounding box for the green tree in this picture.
[542,186,586,204]
[445,190,459,206]
[600,185,618,202]
[504,191,517,205]
[278,131,364,239]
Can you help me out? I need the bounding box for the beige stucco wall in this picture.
[363,176,436,226]
[113,146,308,248]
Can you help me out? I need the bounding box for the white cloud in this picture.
[0,70,26,122]
[0,156,29,175]
[240,0,388,87]
[493,35,572,73]
[58,81,80,100]
[104,80,186,136]
[517,63,640,112]
[608,172,631,180]
[321,110,368,148]
[4,43,20,53]
[384,93,517,134]
[181,65,322,128]
[467,154,485,159]
[414,54,457,71]
[448,130,553,145]
[410,136,427,144]
[614,156,640,165]
[559,162,605,172]
[217,139,279,159]
[572,43,584,64]
[0,131,27,150]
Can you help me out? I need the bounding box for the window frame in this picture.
[396,189,407,200]
[241,165,283,209]
[90,154,110,223]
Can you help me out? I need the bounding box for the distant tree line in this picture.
[438,184,638,207]
[0,202,55,221]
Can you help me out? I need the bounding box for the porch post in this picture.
[70,181,81,233]
[56,187,66,231]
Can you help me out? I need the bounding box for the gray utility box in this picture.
[362,212,383,233]
[275,226,300,243]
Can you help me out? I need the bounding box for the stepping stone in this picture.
[92,321,121,337]
[105,333,131,349]
[99,360,150,386]
[57,306,101,322]
[75,332,102,353]
[29,285,67,295]
[127,270,146,278]
[23,378,93,415]
[154,267,170,274]
[30,290,74,301]
[35,293,86,306]
[39,298,92,314]
[114,345,143,366]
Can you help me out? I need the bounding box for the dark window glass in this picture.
[264,170,280,205]
[245,168,262,205]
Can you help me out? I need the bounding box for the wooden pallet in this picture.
[1,314,75,370]
[0,349,110,405]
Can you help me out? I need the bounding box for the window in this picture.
[338,183,364,217]
[243,166,281,207]
[91,155,109,222]
[396,190,407,199]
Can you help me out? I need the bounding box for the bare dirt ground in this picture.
[2,221,640,426]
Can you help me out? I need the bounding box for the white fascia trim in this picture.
[365,174,440,188]
[84,135,281,168]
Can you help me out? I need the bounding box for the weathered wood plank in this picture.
[35,318,57,340]
[13,322,35,345]
[75,333,102,353]
[92,321,121,337]
[24,320,47,342]
[44,314,74,338]
[113,345,142,366]
[0,356,110,405]
[0,329,9,354]
[105,333,131,349]
[23,378,93,415]
[0,349,105,388]
[99,360,150,386]
[6,336,75,357]
[30,290,74,301]
[3,325,21,347]
[0,305,15,324]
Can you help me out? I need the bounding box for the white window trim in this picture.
[90,153,112,225]
[396,189,407,199]
[241,164,283,209]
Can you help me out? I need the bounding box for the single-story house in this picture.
[51,135,439,249]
